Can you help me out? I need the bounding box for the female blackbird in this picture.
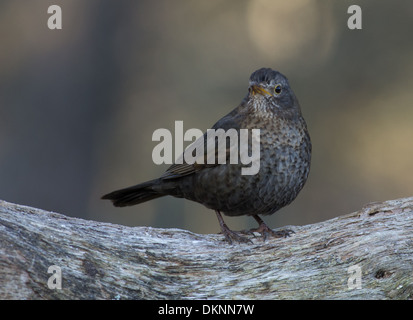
[102,68,311,244]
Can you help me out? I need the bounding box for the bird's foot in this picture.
[250,215,295,241]
[219,226,253,244]
[215,210,252,244]
[250,225,295,241]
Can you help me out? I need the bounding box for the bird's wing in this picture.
[161,110,242,180]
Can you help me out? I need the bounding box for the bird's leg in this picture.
[215,210,252,244]
[250,215,295,241]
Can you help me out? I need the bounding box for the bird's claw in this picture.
[219,228,253,244]
[249,224,295,242]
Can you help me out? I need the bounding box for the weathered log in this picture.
[0,197,412,299]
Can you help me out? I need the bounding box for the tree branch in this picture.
[1,197,413,299]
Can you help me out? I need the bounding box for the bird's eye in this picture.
[274,84,282,95]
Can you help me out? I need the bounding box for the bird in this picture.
[102,68,311,244]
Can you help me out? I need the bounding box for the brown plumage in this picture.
[102,68,311,243]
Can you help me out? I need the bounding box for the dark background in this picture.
[1,0,412,234]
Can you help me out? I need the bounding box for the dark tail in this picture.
[101,179,165,207]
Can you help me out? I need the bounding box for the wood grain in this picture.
[1,197,412,299]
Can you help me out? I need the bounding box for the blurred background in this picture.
[1,0,412,234]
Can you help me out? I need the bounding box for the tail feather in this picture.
[101,179,164,207]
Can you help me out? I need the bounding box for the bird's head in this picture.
[247,68,301,118]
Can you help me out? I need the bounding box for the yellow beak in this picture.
[249,85,272,96]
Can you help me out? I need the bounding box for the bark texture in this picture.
[1,197,413,299]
